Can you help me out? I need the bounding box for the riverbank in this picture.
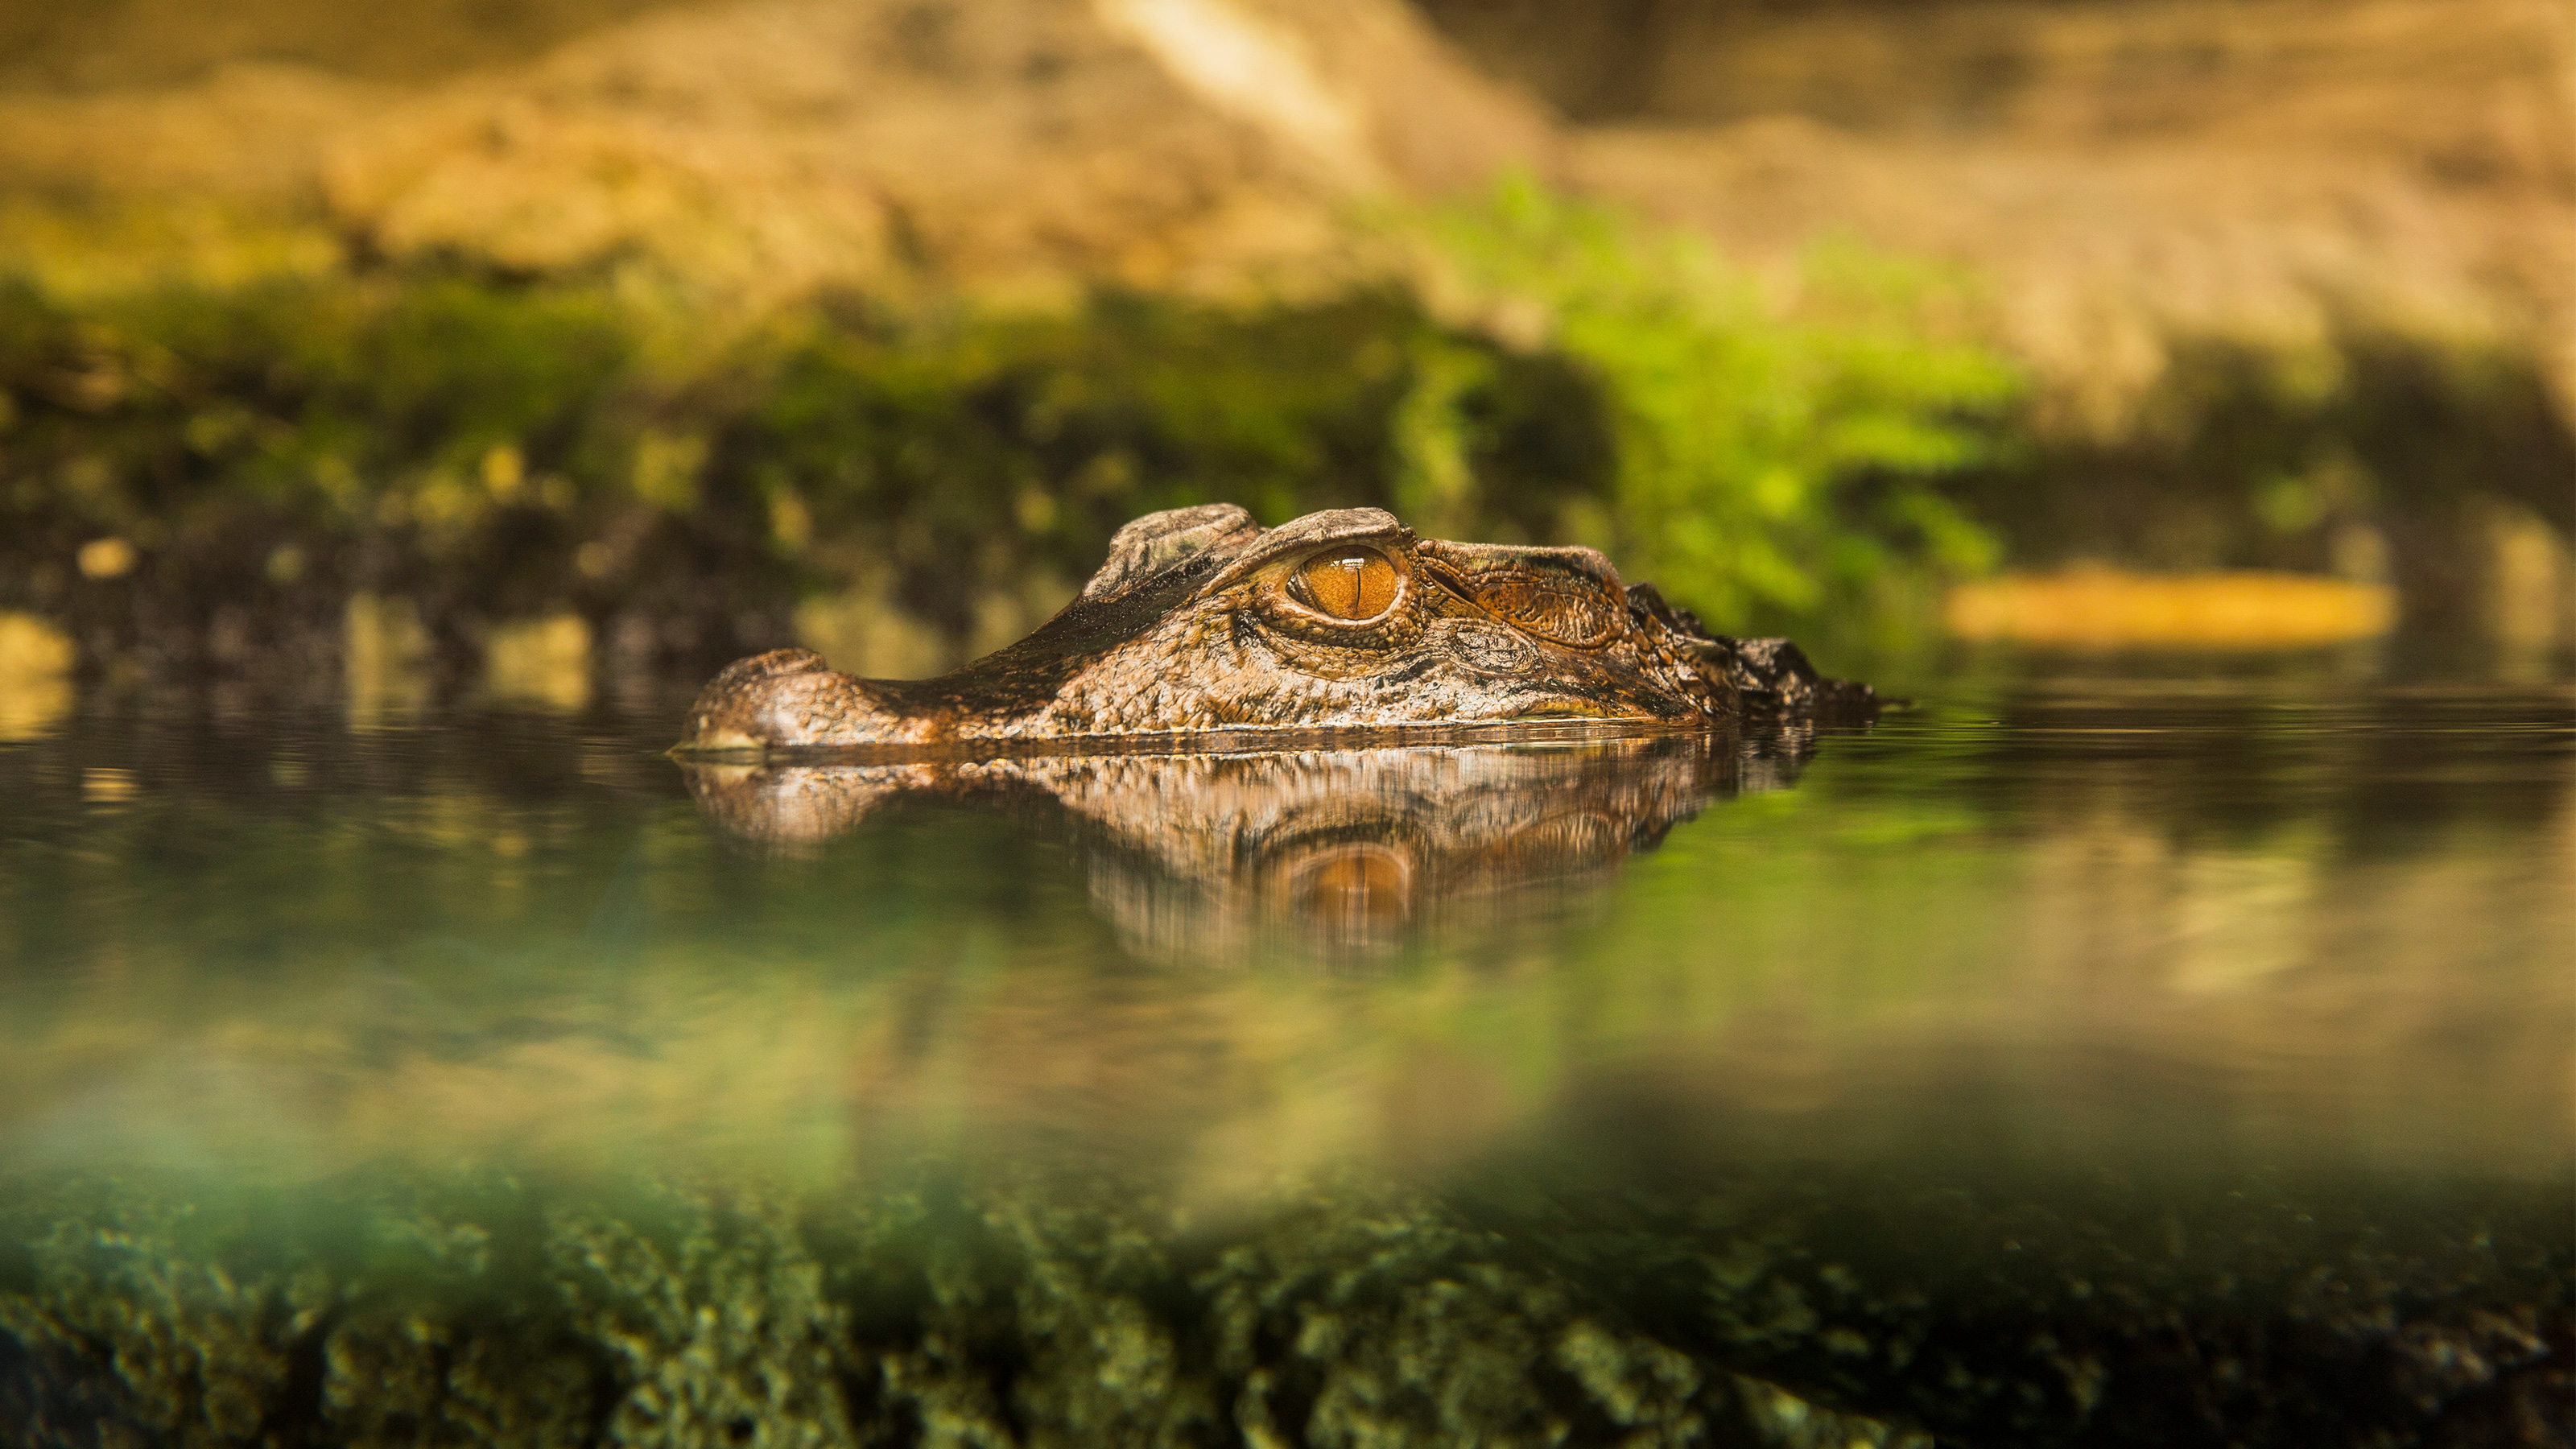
[1,0,2569,683]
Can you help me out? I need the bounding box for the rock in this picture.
[317,0,1551,306]
[6,0,2567,427]
[1426,0,2576,431]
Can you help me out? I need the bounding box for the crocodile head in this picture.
[678,504,1869,750]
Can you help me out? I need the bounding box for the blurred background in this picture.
[1,0,2569,721]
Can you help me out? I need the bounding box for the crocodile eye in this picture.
[1290,548,1401,620]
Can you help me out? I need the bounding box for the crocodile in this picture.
[679,504,1872,751]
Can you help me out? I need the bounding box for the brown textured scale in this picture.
[676,505,1875,752]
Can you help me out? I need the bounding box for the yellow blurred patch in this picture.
[1946,570,2396,648]
[0,613,77,742]
[485,613,592,712]
[345,593,432,730]
[76,537,138,580]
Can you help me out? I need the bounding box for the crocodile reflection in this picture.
[681,731,1824,959]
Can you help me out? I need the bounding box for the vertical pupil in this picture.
[1330,559,1364,609]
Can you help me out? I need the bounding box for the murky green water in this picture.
[2,658,2569,1447]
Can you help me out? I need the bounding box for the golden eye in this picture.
[1292,548,1400,620]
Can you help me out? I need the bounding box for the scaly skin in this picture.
[678,505,1872,751]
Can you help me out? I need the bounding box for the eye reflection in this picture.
[1292,548,1401,620]
[1288,845,1414,935]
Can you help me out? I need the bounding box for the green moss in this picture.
[714,291,1476,645]
[0,181,2036,678]
[6,180,2563,675]
[0,275,1546,674]
[1412,176,2024,649]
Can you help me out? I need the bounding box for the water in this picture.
[1,658,2569,1447]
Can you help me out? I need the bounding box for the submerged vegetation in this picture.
[1,1167,1931,1449]
[0,180,2026,680]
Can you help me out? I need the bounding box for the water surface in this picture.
[2,657,2567,1446]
